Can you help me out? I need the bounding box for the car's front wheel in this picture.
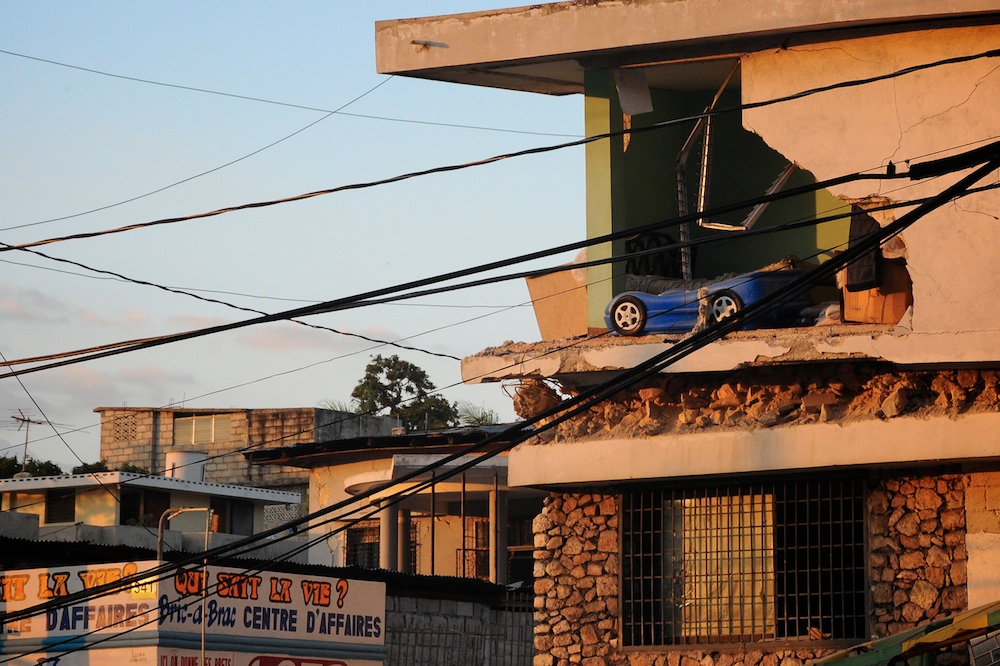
[610,295,647,336]
[709,290,743,324]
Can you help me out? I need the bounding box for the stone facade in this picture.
[532,493,621,666]
[870,475,967,637]
[532,473,973,666]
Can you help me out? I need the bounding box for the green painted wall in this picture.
[583,69,850,329]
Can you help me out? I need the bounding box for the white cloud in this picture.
[0,285,70,324]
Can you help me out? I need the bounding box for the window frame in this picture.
[620,476,869,649]
[44,488,77,524]
[173,413,232,446]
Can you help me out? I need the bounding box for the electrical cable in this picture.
[0,71,394,233]
[4,47,997,252]
[0,347,165,544]
[4,154,988,660]
[1,65,992,616]
[0,153,924,379]
[5,148,996,634]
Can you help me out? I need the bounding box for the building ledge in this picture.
[375,0,1000,94]
[508,411,1000,490]
[462,324,1000,389]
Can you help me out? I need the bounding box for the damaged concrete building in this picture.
[375,2,1000,666]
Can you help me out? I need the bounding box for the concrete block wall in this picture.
[99,408,314,487]
[385,592,533,666]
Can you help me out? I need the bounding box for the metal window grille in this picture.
[346,520,381,569]
[621,477,867,647]
[45,488,76,524]
[346,519,419,571]
[457,516,491,579]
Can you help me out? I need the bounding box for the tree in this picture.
[0,454,63,478]
[118,462,150,475]
[351,354,459,431]
[72,460,110,474]
[456,400,500,426]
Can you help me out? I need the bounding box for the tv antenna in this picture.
[10,409,48,476]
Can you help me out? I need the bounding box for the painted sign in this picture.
[0,646,381,666]
[0,561,385,648]
[0,561,156,641]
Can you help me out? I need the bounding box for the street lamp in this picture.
[156,507,214,666]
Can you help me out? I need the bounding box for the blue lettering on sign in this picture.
[242,605,298,632]
[206,600,237,628]
[307,611,382,638]
[43,603,150,631]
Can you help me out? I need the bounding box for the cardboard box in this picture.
[525,267,588,340]
[841,260,912,324]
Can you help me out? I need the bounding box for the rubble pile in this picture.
[539,365,1000,441]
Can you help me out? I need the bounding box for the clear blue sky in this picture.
[0,2,583,470]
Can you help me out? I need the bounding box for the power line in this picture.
[5,47,997,252]
[0,47,579,137]
[0,75,394,233]
[4,137,997,380]
[0,256,527,309]
[6,154,990,643]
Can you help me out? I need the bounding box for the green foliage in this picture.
[72,460,110,474]
[70,460,149,475]
[350,354,458,431]
[456,400,500,426]
[317,399,359,413]
[0,454,63,478]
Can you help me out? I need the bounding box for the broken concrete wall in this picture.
[532,363,1000,443]
[741,25,1000,335]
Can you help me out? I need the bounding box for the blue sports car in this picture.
[605,269,810,336]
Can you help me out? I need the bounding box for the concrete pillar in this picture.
[397,509,411,574]
[489,487,509,585]
[379,503,398,571]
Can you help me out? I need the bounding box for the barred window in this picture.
[346,519,418,571]
[621,478,867,647]
[45,488,76,524]
[346,520,381,569]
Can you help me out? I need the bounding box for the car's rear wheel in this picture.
[610,296,647,336]
[709,290,743,323]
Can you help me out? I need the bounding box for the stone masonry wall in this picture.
[869,475,967,641]
[532,473,970,666]
[524,365,1000,442]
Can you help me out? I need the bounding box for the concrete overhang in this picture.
[343,454,509,497]
[244,425,524,468]
[375,0,1000,94]
[461,325,1000,389]
[508,411,1000,490]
